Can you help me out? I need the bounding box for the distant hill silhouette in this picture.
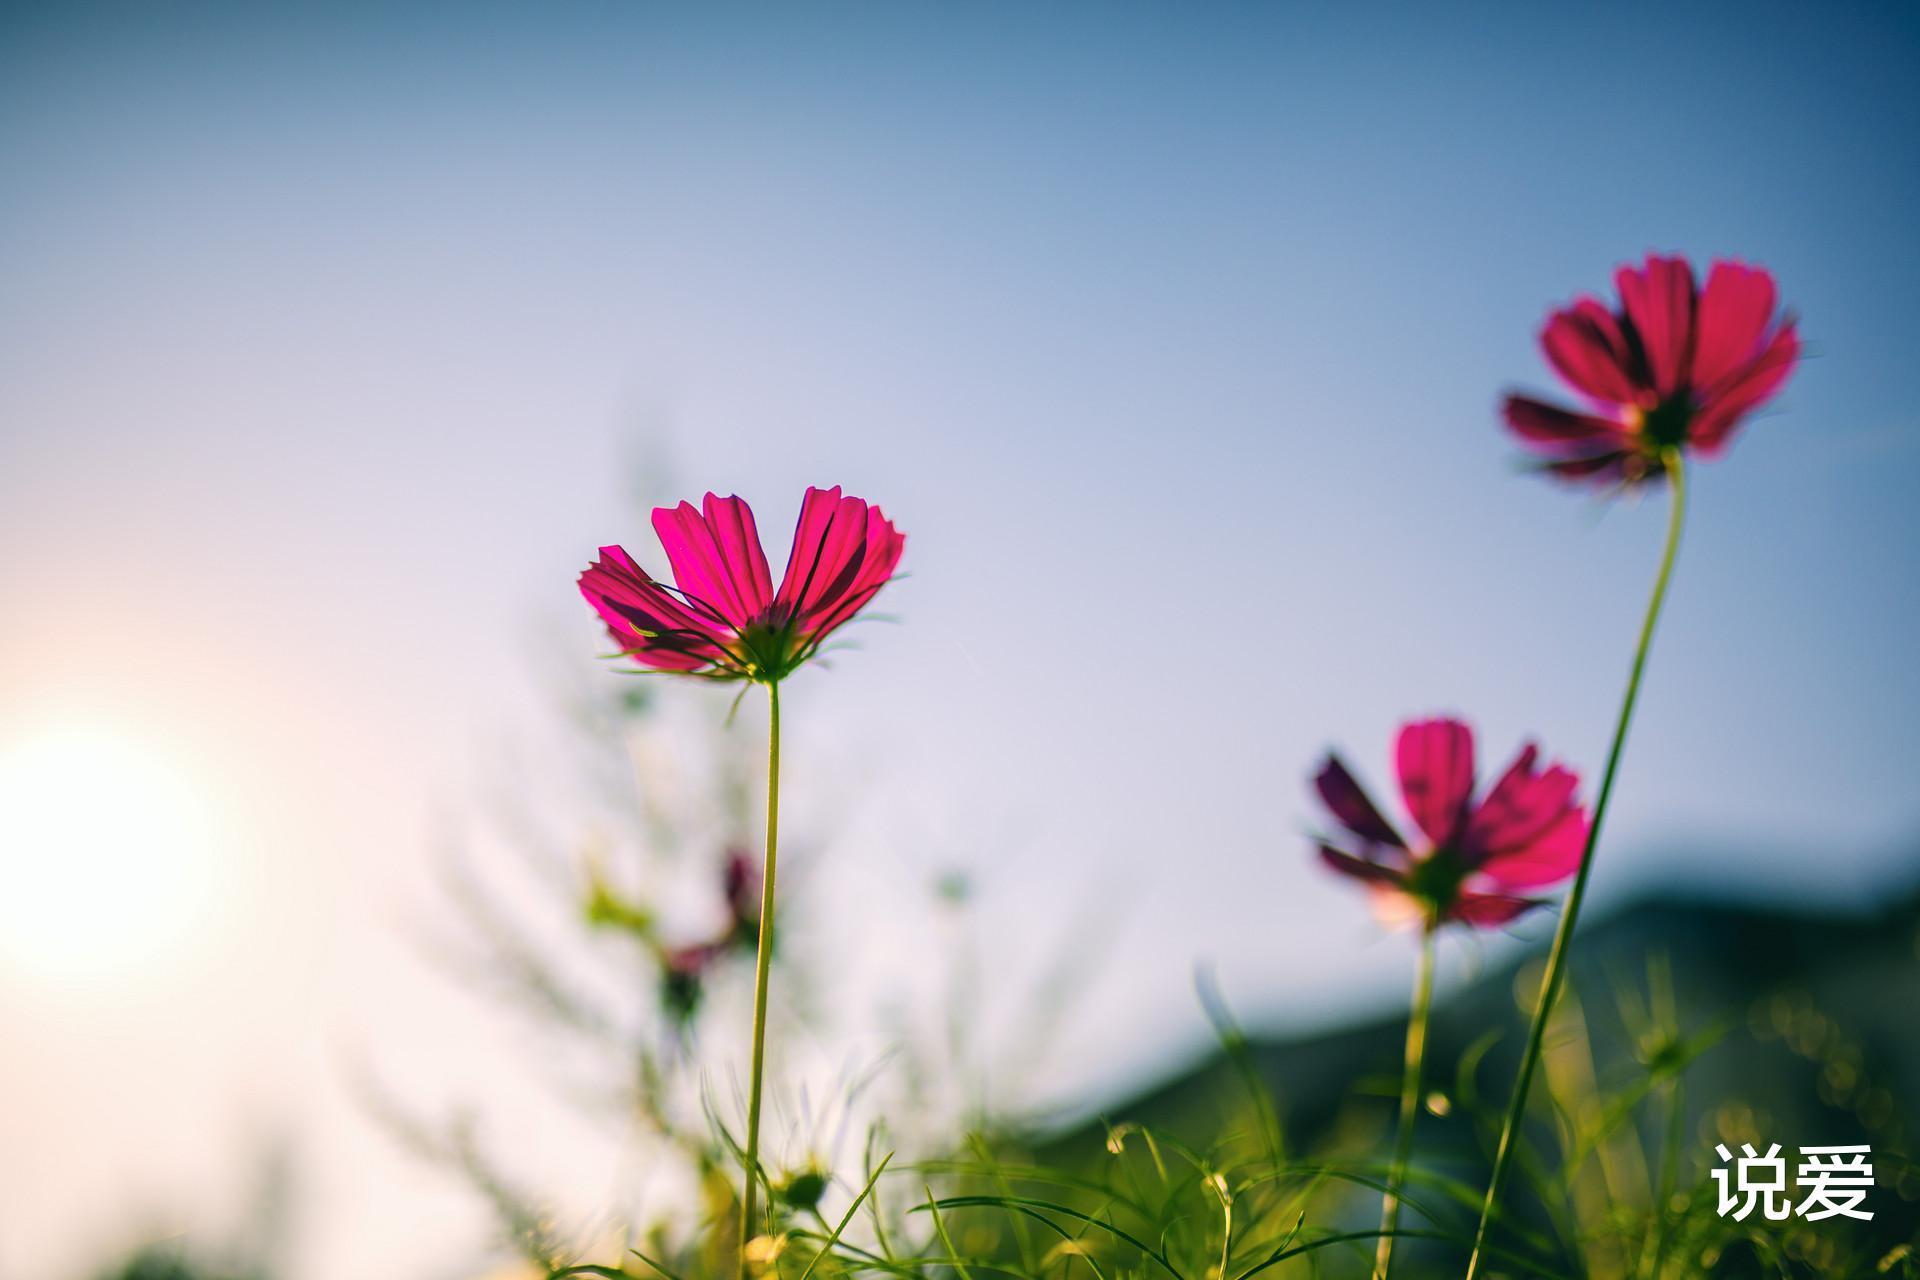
[1037,883,1920,1274]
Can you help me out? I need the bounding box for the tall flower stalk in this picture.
[1376,927,1435,1280]
[740,680,780,1266]
[1464,452,1685,1276]
[1468,253,1800,1276]
[578,486,904,1278]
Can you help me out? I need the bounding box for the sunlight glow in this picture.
[0,726,220,984]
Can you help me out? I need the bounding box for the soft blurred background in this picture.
[3,2,1917,1277]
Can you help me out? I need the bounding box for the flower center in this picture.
[732,619,801,683]
[1635,394,1694,452]
[1403,846,1469,918]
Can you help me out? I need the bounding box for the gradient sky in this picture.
[3,3,1918,1276]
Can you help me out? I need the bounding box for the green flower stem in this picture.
[740,680,782,1279]
[1464,449,1688,1279]
[1376,927,1436,1280]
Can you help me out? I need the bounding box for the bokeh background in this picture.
[3,3,1917,1276]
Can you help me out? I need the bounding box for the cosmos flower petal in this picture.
[803,504,906,642]
[578,543,723,646]
[1691,261,1780,390]
[1476,806,1589,890]
[1446,891,1543,928]
[1318,844,1408,888]
[1462,743,1581,857]
[1502,393,1638,487]
[1503,394,1630,448]
[1313,755,1407,849]
[1395,717,1476,848]
[1615,254,1697,399]
[1690,321,1800,455]
[1541,452,1634,483]
[577,544,730,669]
[800,498,877,626]
[1541,298,1639,406]
[775,487,862,620]
[774,487,907,652]
[651,495,773,628]
[705,493,776,614]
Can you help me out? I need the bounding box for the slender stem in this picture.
[1642,1078,1684,1280]
[1376,927,1437,1280]
[1464,451,1688,1279]
[739,680,782,1279]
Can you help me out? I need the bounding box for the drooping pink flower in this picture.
[1504,254,1800,485]
[579,486,905,682]
[1312,717,1588,931]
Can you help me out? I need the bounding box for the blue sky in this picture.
[3,3,1918,1274]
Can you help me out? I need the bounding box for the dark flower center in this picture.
[1637,394,1694,452]
[1403,847,1470,921]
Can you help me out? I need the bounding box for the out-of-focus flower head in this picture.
[1504,254,1799,486]
[776,1159,830,1211]
[1312,717,1588,931]
[652,850,770,1023]
[659,939,725,1022]
[579,486,905,682]
[723,846,761,942]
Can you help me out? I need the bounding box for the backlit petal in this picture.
[1691,261,1780,390]
[1476,807,1588,890]
[1395,717,1476,848]
[1318,844,1409,888]
[775,487,905,647]
[803,504,906,642]
[1462,742,1580,858]
[578,544,730,670]
[1503,394,1629,449]
[1690,320,1800,455]
[651,495,773,629]
[1313,755,1406,849]
[1541,299,1640,405]
[1446,891,1543,928]
[1615,255,1696,399]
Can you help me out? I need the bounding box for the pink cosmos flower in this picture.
[1313,717,1588,930]
[1504,254,1800,485]
[579,486,905,682]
